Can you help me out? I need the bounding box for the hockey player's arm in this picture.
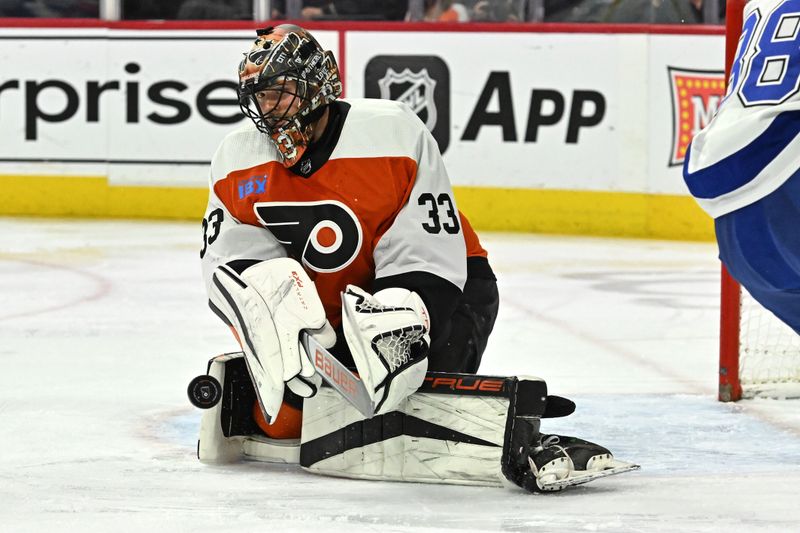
[200,147,289,294]
[201,172,334,422]
[372,270,461,351]
[373,106,466,348]
[342,108,466,414]
[208,258,335,422]
[375,105,466,340]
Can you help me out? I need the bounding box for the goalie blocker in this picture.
[192,354,639,492]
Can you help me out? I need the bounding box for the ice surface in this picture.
[1,218,799,532]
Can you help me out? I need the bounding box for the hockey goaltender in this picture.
[188,24,638,493]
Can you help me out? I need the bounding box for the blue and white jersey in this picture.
[683,0,800,218]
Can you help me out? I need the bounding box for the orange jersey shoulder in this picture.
[459,211,487,258]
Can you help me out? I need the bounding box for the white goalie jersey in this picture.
[683,0,800,218]
[199,98,472,328]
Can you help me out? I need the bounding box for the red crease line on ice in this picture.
[0,256,112,321]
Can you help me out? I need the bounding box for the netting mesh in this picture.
[353,295,426,372]
[373,326,426,372]
[739,287,800,398]
[354,296,406,314]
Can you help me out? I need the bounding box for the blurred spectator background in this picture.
[543,0,724,24]
[290,0,410,20]
[0,0,724,24]
[0,0,99,17]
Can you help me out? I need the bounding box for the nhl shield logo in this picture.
[667,67,726,166]
[378,68,438,131]
[365,55,450,154]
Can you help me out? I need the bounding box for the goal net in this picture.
[722,268,800,400]
[718,0,800,401]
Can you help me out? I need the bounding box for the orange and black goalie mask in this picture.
[237,24,343,167]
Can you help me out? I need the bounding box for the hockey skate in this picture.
[191,352,301,464]
[529,432,639,491]
[501,378,639,492]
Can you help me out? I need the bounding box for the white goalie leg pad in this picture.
[197,354,244,463]
[299,386,509,486]
[242,436,300,464]
[197,354,300,465]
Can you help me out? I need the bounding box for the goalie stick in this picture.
[189,332,590,420]
[188,333,577,419]
[188,330,375,416]
[300,332,375,416]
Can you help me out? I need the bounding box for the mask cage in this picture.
[238,75,312,136]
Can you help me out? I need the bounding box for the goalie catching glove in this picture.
[209,258,335,423]
[342,285,430,415]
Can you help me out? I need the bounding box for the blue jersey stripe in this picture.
[683,110,800,200]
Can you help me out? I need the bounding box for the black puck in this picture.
[187,375,222,409]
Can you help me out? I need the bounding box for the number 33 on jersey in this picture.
[199,99,484,327]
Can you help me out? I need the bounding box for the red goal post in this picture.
[719,268,741,401]
[718,0,747,402]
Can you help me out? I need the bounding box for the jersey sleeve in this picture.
[682,0,800,219]
[372,106,467,346]
[682,99,800,218]
[372,106,467,289]
[200,141,286,296]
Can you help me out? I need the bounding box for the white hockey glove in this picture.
[209,258,335,423]
[341,285,430,415]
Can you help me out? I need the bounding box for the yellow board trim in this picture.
[0,175,714,241]
[453,186,715,241]
[0,175,208,220]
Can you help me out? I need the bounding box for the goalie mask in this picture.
[237,25,343,167]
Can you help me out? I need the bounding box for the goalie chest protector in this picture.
[205,98,473,327]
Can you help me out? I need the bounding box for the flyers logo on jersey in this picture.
[667,67,725,166]
[255,200,363,273]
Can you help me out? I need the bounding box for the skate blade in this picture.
[538,460,640,491]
